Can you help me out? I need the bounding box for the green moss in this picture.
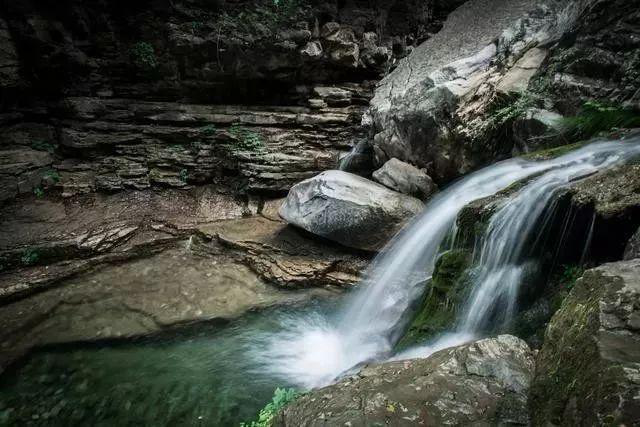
[521,141,586,161]
[397,250,472,347]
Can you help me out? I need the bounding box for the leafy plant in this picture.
[33,186,45,198]
[229,124,265,152]
[556,101,640,142]
[21,248,40,266]
[130,42,159,72]
[241,388,300,427]
[179,169,189,183]
[31,140,56,153]
[559,265,583,290]
[43,169,60,184]
[487,93,538,130]
[200,124,217,136]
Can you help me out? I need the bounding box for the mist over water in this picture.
[252,138,640,389]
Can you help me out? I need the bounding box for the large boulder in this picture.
[279,170,424,251]
[365,0,564,183]
[372,158,437,199]
[276,335,534,426]
[530,259,640,426]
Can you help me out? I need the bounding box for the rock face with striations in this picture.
[276,335,534,426]
[279,170,424,251]
[530,259,640,426]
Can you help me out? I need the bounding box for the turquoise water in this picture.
[0,301,334,427]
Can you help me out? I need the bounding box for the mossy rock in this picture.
[530,259,640,426]
[397,249,472,347]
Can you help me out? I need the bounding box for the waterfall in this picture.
[254,137,640,388]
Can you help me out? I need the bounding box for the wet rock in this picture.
[277,335,534,426]
[372,158,437,199]
[512,108,563,152]
[530,259,640,426]
[624,226,640,260]
[279,170,424,251]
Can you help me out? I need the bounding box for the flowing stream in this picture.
[2,137,639,425]
[256,137,640,387]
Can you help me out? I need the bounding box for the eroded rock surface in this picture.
[280,170,424,251]
[0,192,368,372]
[530,259,640,426]
[277,335,534,426]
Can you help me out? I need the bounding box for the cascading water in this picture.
[253,137,640,389]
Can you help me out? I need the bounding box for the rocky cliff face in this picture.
[365,0,640,185]
[0,0,461,203]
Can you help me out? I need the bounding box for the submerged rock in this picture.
[277,335,534,426]
[372,158,437,199]
[530,259,640,426]
[279,170,424,251]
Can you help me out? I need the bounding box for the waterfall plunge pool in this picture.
[0,298,339,427]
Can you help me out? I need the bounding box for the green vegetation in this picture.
[33,187,45,198]
[130,42,159,73]
[241,388,300,427]
[179,169,189,183]
[216,0,309,39]
[43,169,60,184]
[558,265,584,290]
[398,250,472,347]
[31,140,56,153]
[487,93,538,130]
[522,142,586,161]
[21,248,40,266]
[556,101,640,142]
[229,124,265,152]
[201,124,217,136]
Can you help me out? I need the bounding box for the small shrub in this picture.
[487,93,538,130]
[21,248,40,266]
[556,101,640,142]
[31,141,56,153]
[559,265,583,290]
[229,124,265,152]
[43,169,60,184]
[200,124,217,136]
[33,187,45,198]
[241,388,300,427]
[130,41,159,72]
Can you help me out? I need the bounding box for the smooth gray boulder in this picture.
[279,170,423,251]
[530,259,640,426]
[372,158,437,199]
[276,335,534,426]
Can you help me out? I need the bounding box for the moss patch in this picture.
[397,250,472,347]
